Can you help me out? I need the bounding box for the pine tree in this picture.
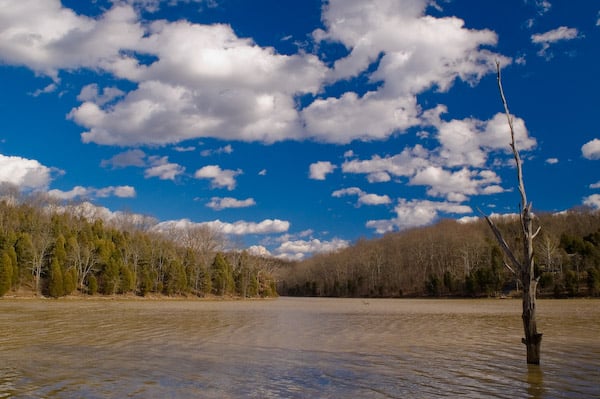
[0,251,14,296]
[48,258,64,298]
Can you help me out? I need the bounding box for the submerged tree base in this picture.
[523,333,543,365]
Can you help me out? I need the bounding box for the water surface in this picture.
[1,298,598,398]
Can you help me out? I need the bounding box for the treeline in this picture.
[276,209,600,298]
[0,193,279,298]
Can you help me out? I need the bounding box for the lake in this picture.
[0,297,598,398]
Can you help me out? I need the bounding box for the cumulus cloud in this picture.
[1,0,506,146]
[0,154,54,190]
[101,149,147,168]
[200,144,233,157]
[309,161,337,180]
[154,218,290,235]
[531,26,581,58]
[48,185,136,200]
[144,156,185,180]
[342,145,430,183]
[302,0,506,143]
[545,158,559,164]
[582,138,600,160]
[194,165,242,190]
[77,83,125,106]
[426,108,536,168]
[206,196,256,210]
[409,166,503,202]
[583,194,600,209]
[366,198,472,234]
[274,237,350,261]
[590,181,600,189]
[332,187,391,206]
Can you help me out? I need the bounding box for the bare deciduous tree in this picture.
[481,62,542,364]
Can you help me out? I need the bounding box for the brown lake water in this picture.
[0,297,599,398]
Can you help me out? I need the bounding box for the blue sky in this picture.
[1,0,599,260]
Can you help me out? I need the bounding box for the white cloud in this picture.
[332,187,391,206]
[303,0,506,143]
[409,166,503,202]
[366,198,472,233]
[274,238,349,261]
[258,169,267,176]
[144,156,185,180]
[101,149,147,168]
[0,154,54,190]
[582,138,600,160]
[342,145,430,182]
[545,158,559,164]
[309,161,337,180]
[194,165,242,190]
[48,185,136,200]
[531,26,581,57]
[155,218,290,235]
[1,0,506,146]
[590,181,600,189]
[200,144,233,157]
[583,194,600,209]
[206,196,256,210]
[0,1,145,80]
[30,83,57,97]
[173,146,196,152]
[68,18,327,145]
[77,84,125,106]
[247,245,271,257]
[427,109,536,168]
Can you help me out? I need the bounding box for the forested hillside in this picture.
[0,193,280,298]
[276,209,600,298]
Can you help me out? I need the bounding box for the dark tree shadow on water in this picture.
[526,365,545,399]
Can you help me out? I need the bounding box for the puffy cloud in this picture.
[582,138,600,160]
[583,194,600,209]
[0,154,53,190]
[101,149,147,168]
[155,218,290,235]
[342,145,430,182]
[409,166,503,202]
[332,187,391,206]
[303,0,505,143]
[69,18,327,145]
[200,144,233,157]
[48,185,136,200]
[366,198,472,233]
[2,1,506,145]
[531,26,581,58]
[77,84,125,106]
[194,165,242,190]
[309,161,337,180]
[274,238,350,261]
[0,1,144,80]
[590,181,600,189]
[427,109,536,168]
[144,156,185,180]
[545,158,559,164]
[247,245,271,257]
[302,93,419,143]
[206,197,256,211]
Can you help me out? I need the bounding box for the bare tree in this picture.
[481,62,542,364]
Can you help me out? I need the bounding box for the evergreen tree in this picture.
[48,258,64,298]
[0,251,14,296]
[211,252,234,295]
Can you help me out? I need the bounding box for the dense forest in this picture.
[0,190,280,298]
[276,209,600,298]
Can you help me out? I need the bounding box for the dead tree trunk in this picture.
[482,62,542,364]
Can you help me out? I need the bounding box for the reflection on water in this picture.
[1,298,599,398]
